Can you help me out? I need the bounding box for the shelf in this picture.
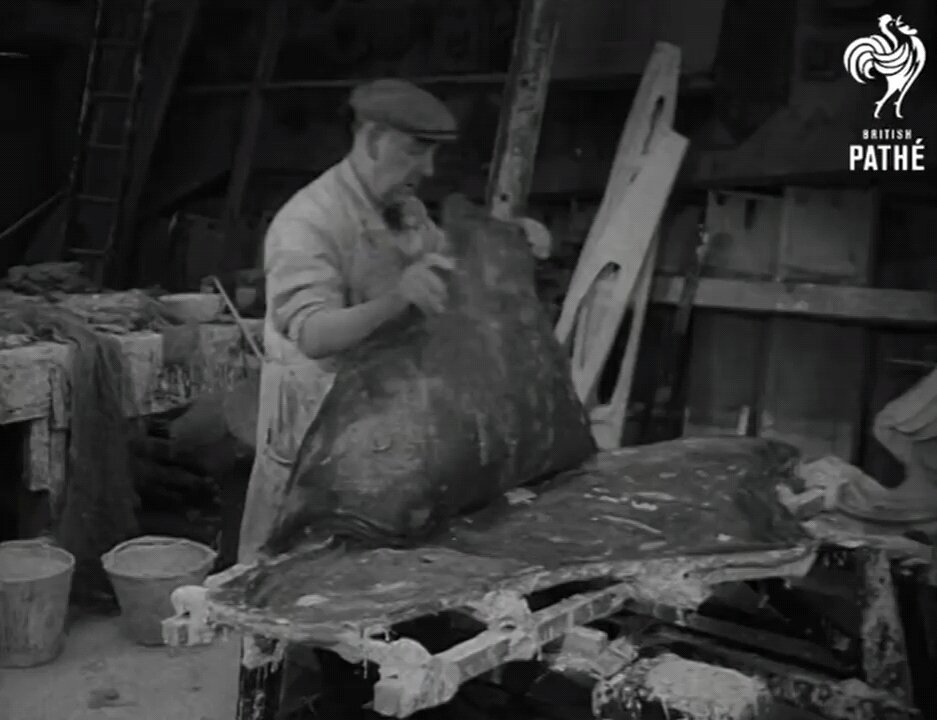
[652,276,937,326]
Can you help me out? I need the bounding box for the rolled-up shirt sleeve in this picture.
[265,217,346,342]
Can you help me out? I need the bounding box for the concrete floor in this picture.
[0,614,241,720]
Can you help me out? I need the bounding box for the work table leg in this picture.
[20,419,67,537]
[237,636,284,720]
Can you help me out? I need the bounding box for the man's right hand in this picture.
[395,252,456,315]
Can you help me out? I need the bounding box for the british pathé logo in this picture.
[844,14,927,172]
[844,14,926,119]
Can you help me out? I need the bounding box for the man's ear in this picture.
[364,123,383,162]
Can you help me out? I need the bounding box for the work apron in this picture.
[237,215,445,564]
[237,322,336,564]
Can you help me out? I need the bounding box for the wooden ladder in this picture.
[61,0,199,286]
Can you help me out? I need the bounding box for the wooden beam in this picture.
[486,0,562,219]
[117,1,202,284]
[179,71,714,97]
[371,581,636,718]
[652,277,937,326]
[220,0,289,265]
[859,548,914,701]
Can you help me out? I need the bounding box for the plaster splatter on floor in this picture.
[0,614,239,720]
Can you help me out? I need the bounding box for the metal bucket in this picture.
[102,535,216,646]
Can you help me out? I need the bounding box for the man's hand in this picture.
[395,252,456,314]
[512,217,552,259]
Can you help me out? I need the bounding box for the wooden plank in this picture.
[588,233,659,449]
[682,191,779,441]
[651,277,937,325]
[0,343,69,424]
[760,187,879,461]
[575,42,682,266]
[20,420,68,532]
[557,129,688,407]
[22,421,67,500]
[777,187,878,282]
[563,44,684,447]
[566,43,682,409]
[486,0,561,220]
[371,581,637,718]
[625,601,848,673]
[859,548,914,701]
[703,191,782,279]
[551,45,685,446]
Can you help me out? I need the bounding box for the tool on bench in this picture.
[208,275,263,362]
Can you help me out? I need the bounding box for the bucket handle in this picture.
[101,536,217,574]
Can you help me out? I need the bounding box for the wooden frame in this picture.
[486,0,562,220]
[166,546,817,719]
[652,277,937,325]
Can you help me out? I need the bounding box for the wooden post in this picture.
[859,548,914,702]
[116,1,202,285]
[485,0,562,220]
[21,420,68,537]
[220,0,290,275]
[237,637,284,720]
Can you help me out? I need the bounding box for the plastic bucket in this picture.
[102,535,217,646]
[0,540,75,668]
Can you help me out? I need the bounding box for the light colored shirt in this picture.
[258,157,445,461]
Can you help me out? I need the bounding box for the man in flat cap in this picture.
[239,78,549,562]
[237,77,552,714]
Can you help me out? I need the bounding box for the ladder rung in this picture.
[76,193,118,204]
[88,142,125,152]
[92,91,132,103]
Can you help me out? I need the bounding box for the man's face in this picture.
[368,126,438,206]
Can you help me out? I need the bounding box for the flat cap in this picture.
[349,78,458,142]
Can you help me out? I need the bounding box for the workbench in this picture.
[0,315,262,536]
[161,437,934,719]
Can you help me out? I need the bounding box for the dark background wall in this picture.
[0,0,90,268]
[1,0,935,484]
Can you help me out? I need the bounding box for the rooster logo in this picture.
[844,14,926,119]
